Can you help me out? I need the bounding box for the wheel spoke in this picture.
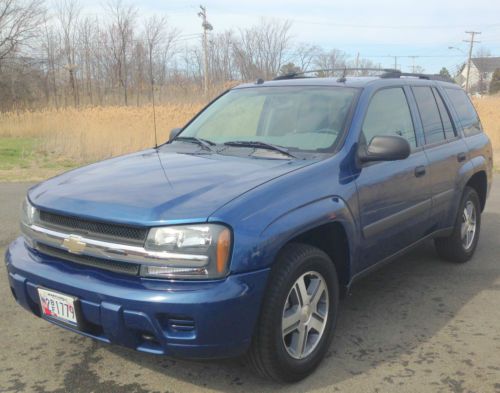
[308,313,325,333]
[463,208,469,223]
[282,307,301,335]
[461,222,467,240]
[290,323,307,358]
[310,279,326,311]
[298,324,308,357]
[466,203,474,222]
[295,276,309,307]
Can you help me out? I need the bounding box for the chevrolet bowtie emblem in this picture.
[62,235,86,254]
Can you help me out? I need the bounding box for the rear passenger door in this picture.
[355,87,432,268]
[411,85,468,229]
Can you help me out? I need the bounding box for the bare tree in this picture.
[292,43,321,71]
[208,30,235,83]
[78,16,99,105]
[56,0,81,106]
[314,49,348,76]
[106,0,137,105]
[0,0,45,65]
[42,18,60,107]
[143,15,179,102]
[233,18,292,80]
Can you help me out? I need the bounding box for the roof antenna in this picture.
[149,47,158,149]
[337,66,348,83]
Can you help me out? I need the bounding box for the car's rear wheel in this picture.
[247,243,339,382]
[435,186,481,263]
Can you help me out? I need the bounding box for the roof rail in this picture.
[380,70,455,83]
[273,67,398,81]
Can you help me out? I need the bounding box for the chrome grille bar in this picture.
[22,223,209,267]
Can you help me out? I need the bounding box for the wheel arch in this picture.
[289,222,351,298]
[260,196,358,298]
[465,170,487,211]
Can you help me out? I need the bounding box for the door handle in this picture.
[457,152,467,162]
[415,165,426,177]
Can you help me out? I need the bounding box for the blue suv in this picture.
[6,70,493,382]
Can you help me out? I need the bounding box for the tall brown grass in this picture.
[472,96,500,164]
[0,96,498,165]
[0,104,202,162]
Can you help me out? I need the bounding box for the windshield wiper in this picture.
[223,140,296,158]
[174,136,215,151]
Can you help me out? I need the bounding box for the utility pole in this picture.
[464,31,481,94]
[198,5,213,96]
[408,56,419,73]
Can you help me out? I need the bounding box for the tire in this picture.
[247,243,339,382]
[434,186,481,263]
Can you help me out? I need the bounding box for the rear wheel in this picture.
[435,186,481,263]
[248,243,339,382]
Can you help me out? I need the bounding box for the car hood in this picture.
[29,147,312,226]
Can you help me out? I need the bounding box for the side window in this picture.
[445,88,482,136]
[413,86,445,144]
[432,88,456,139]
[362,88,416,148]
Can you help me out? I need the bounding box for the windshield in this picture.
[178,86,358,153]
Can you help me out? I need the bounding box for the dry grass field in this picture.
[0,96,498,181]
[0,104,202,180]
[471,96,500,159]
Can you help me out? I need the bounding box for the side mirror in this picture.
[169,127,182,142]
[359,135,410,162]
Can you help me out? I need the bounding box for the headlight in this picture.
[141,224,232,279]
[21,197,36,226]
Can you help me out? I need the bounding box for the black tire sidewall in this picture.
[264,245,339,380]
[458,187,481,257]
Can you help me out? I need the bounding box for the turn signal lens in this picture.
[216,228,231,274]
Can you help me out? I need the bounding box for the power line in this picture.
[291,19,500,30]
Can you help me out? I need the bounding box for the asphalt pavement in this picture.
[1,180,499,393]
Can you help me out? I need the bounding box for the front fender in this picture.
[258,195,359,276]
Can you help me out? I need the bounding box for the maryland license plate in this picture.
[38,288,78,325]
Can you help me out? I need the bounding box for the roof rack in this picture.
[273,68,398,81]
[380,70,455,83]
[272,68,455,84]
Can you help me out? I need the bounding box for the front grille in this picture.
[37,243,140,276]
[38,210,148,245]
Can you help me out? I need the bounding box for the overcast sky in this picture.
[71,0,500,73]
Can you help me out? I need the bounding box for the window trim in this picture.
[411,85,450,147]
[442,86,483,137]
[358,85,419,151]
[432,87,457,139]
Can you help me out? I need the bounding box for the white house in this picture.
[458,57,500,94]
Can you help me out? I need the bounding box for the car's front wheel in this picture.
[248,243,339,382]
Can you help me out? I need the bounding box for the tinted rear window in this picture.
[445,88,482,136]
[413,86,446,144]
[433,88,456,140]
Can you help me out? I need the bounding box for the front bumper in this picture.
[5,237,269,359]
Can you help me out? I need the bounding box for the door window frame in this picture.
[410,84,461,149]
[357,85,423,167]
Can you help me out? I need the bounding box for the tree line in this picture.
[0,0,383,111]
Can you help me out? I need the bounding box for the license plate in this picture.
[38,288,78,325]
